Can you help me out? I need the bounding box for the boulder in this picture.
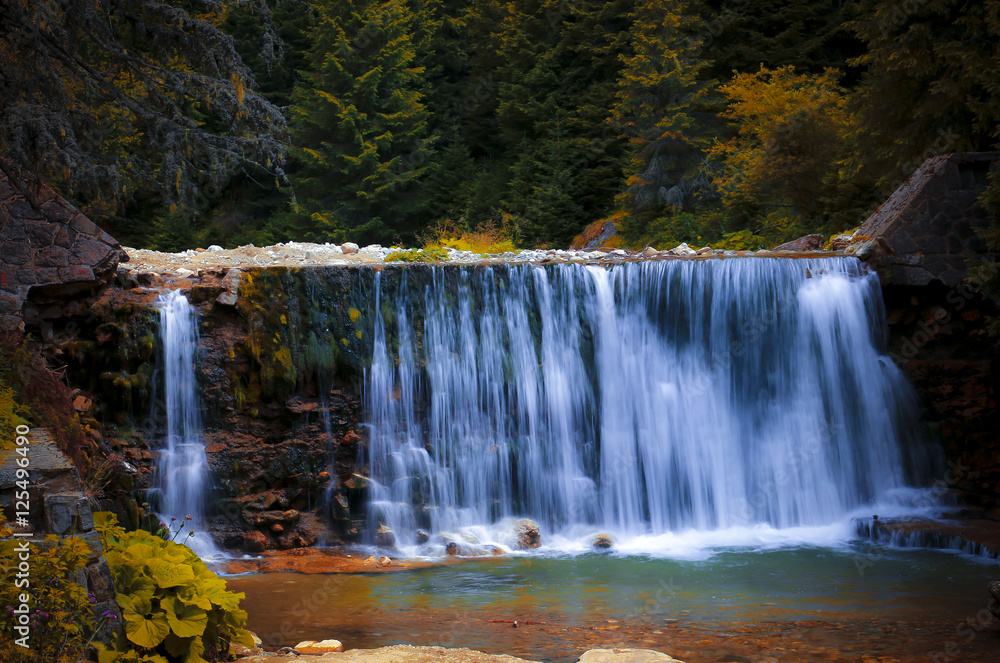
[376,523,396,548]
[830,233,854,251]
[342,242,360,254]
[294,639,345,654]
[668,243,697,257]
[243,531,270,552]
[850,152,998,286]
[513,519,541,549]
[772,234,824,251]
[577,649,684,663]
[415,529,430,545]
[592,533,614,550]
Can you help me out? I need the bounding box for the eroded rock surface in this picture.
[0,172,127,330]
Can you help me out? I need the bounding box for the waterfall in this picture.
[153,290,216,555]
[362,257,936,553]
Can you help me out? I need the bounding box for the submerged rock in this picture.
[513,519,541,549]
[577,649,684,663]
[376,523,396,547]
[592,533,614,550]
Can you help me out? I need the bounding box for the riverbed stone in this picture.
[577,649,684,663]
[294,639,345,654]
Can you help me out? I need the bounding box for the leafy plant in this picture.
[0,512,93,662]
[93,512,253,663]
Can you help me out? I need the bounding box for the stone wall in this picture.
[850,152,997,286]
[0,172,128,331]
[0,429,120,637]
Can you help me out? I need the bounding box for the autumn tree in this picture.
[706,66,848,228]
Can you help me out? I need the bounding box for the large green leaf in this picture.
[122,596,152,623]
[163,632,193,658]
[183,635,208,663]
[124,611,170,648]
[164,596,209,638]
[147,557,195,588]
[176,585,213,611]
[204,583,242,611]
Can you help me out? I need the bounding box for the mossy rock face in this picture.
[58,297,160,418]
[221,266,380,407]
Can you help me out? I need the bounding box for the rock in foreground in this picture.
[578,649,685,663]
[513,519,541,549]
[236,644,541,662]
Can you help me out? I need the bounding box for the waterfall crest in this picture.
[362,258,934,553]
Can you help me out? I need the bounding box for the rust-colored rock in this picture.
[773,234,824,252]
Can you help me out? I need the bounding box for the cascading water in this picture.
[362,257,937,555]
[153,289,217,557]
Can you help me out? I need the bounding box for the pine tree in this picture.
[701,0,859,79]
[612,0,713,215]
[284,0,431,243]
[843,0,1000,200]
[496,0,631,247]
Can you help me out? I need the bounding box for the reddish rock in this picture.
[773,234,824,251]
[244,531,270,552]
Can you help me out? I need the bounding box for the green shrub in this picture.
[385,247,450,263]
[0,513,94,662]
[93,512,252,663]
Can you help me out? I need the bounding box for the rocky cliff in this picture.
[0,171,127,332]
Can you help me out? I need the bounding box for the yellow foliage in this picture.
[707,66,849,220]
[0,379,29,450]
[421,215,520,255]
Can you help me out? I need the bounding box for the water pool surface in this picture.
[229,545,1000,662]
